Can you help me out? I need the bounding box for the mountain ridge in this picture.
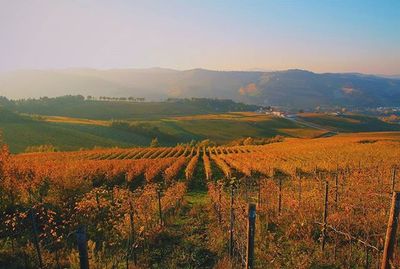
[1,68,399,108]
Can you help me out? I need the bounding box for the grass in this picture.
[38,115,109,126]
[4,107,397,153]
[148,173,216,269]
[1,121,151,153]
[149,197,217,268]
[173,112,277,121]
[156,114,323,143]
[298,113,400,133]
[2,109,326,153]
[11,98,259,120]
[185,190,209,206]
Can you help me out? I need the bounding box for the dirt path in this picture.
[147,160,219,269]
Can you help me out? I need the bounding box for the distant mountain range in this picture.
[1,68,399,108]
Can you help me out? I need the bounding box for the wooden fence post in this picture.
[335,172,339,209]
[376,251,380,269]
[218,185,222,224]
[278,177,282,215]
[365,246,370,269]
[245,177,249,202]
[321,181,329,252]
[246,204,256,269]
[129,201,137,266]
[29,209,44,269]
[76,225,89,269]
[298,175,302,206]
[381,191,400,269]
[229,184,234,259]
[157,189,163,226]
[391,167,397,193]
[257,180,262,207]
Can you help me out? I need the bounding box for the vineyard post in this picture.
[129,201,137,266]
[297,172,302,205]
[278,177,282,215]
[333,235,337,261]
[321,181,329,252]
[245,177,249,202]
[218,184,222,225]
[76,225,89,269]
[29,209,44,269]
[229,184,234,259]
[246,203,256,269]
[257,180,261,207]
[376,251,380,269]
[335,172,339,209]
[95,192,100,210]
[381,191,400,269]
[342,172,346,193]
[157,189,163,226]
[55,249,61,269]
[391,167,397,193]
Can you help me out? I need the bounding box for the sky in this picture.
[0,0,399,74]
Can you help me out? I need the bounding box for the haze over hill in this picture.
[1,68,399,109]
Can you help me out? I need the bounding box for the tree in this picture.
[150,138,159,147]
[197,139,215,147]
[243,137,254,145]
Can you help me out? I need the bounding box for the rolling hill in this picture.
[1,68,400,108]
[297,113,400,133]
[0,106,326,153]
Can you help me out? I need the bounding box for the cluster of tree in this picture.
[166,97,259,112]
[11,95,86,106]
[25,144,58,153]
[0,96,14,108]
[150,138,159,147]
[175,139,216,148]
[227,135,284,146]
[87,96,145,102]
[0,95,260,113]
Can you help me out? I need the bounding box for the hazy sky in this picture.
[1,0,399,74]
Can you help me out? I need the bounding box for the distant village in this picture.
[256,106,344,118]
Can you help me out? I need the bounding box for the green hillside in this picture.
[0,108,323,153]
[298,113,400,132]
[2,96,259,120]
[151,113,321,143]
[3,101,398,153]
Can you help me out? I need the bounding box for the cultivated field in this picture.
[1,132,400,268]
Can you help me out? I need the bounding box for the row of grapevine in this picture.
[0,143,199,268]
[205,133,400,267]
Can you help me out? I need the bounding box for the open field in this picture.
[0,109,325,152]
[2,107,400,153]
[39,115,109,126]
[298,113,400,133]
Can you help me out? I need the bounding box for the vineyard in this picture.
[1,132,400,268]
